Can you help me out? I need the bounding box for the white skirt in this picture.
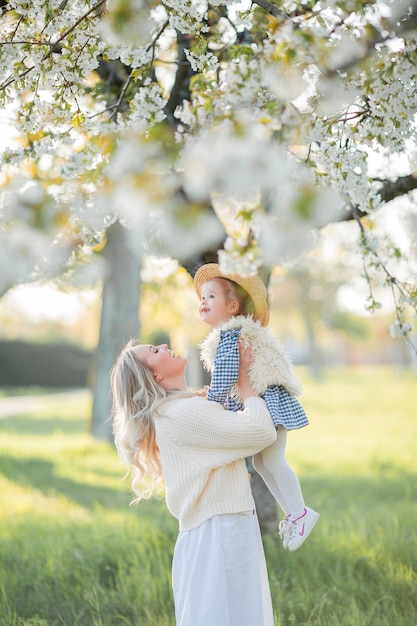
[172,511,274,626]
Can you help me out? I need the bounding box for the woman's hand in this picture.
[197,385,209,398]
[236,339,258,400]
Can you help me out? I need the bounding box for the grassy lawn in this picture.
[0,367,416,625]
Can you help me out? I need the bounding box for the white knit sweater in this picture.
[200,315,302,397]
[154,395,276,531]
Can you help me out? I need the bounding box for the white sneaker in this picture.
[287,507,320,552]
[278,514,292,549]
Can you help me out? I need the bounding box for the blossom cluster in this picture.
[0,0,416,338]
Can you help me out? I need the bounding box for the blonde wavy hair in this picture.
[110,339,168,502]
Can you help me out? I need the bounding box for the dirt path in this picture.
[0,389,90,418]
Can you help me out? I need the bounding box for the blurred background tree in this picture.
[0,2,416,458]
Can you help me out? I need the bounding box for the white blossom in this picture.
[0,0,415,335]
[390,319,414,339]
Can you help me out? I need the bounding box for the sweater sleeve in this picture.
[163,395,276,470]
[207,328,241,405]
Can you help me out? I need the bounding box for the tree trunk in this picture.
[90,222,142,440]
[301,305,323,380]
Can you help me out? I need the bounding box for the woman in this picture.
[111,339,277,626]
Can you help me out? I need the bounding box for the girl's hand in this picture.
[236,339,258,400]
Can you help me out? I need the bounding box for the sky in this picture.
[0,107,19,151]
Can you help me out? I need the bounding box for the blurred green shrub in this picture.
[0,340,92,387]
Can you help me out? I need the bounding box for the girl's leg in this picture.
[252,449,290,516]
[254,429,320,551]
[252,428,305,519]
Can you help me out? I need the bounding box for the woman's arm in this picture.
[206,328,241,405]
[161,342,275,467]
[166,394,276,461]
[235,337,256,400]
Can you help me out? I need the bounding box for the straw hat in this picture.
[193,263,270,326]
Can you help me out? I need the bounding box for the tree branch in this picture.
[251,0,290,20]
[378,172,417,204]
[164,31,195,125]
[0,0,105,92]
[342,173,417,221]
[324,0,417,77]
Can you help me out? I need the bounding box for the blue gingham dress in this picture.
[207,328,309,430]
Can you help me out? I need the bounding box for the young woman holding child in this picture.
[111,337,277,626]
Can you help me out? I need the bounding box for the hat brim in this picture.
[194,263,270,326]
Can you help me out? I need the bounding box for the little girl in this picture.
[194,263,319,551]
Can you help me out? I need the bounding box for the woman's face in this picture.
[133,344,187,382]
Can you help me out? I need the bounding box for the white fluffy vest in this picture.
[199,315,302,397]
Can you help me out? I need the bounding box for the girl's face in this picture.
[133,344,186,382]
[199,279,239,327]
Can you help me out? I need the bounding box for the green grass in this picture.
[0,367,416,625]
